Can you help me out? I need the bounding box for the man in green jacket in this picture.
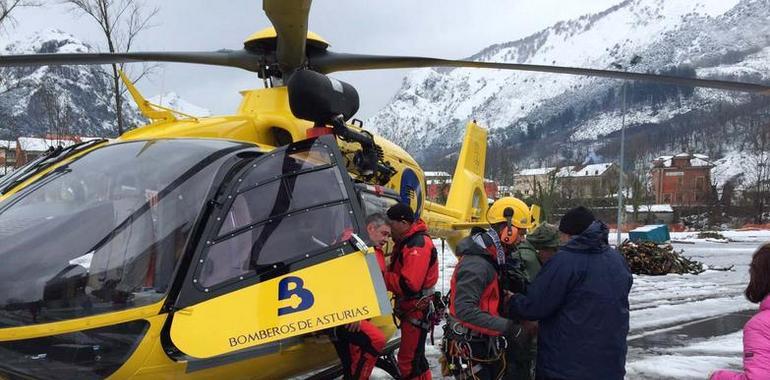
[508,223,560,380]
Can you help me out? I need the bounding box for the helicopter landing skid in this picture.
[306,338,401,380]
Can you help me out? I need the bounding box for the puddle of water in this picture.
[628,310,754,350]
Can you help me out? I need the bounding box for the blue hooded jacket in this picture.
[507,220,633,380]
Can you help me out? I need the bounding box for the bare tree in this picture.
[531,169,558,222]
[744,113,770,224]
[1,0,40,93]
[64,0,158,134]
[39,79,73,142]
[0,0,39,28]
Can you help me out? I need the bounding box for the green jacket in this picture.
[516,240,542,283]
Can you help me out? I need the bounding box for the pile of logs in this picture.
[619,240,705,275]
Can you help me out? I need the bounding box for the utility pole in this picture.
[616,82,627,246]
[614,55,641,246]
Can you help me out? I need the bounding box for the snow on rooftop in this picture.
[690,157,712,167]
[654,153,712,168]
[17,137,75,152]
[631,224,667,232]
[625,204,674,213]
[560,163,614,177]
[516,167,555,176]
[555,166,577,177]
[424,171,451,178]
[0,140,14,149]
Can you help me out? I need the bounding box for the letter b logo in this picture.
[277,276,315,316]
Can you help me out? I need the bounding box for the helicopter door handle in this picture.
[349,233,371,254]
[174,308,194,316]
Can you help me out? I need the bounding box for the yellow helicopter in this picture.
[1,1,769,379]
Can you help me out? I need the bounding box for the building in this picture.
[0,140,15,175]
[510,163,623,200]
[424,171,452,202]
[424,171,499,202]
[511,167,556,197]
[557,163,621,199]
[651,153,714,206]
[625,204,674,224]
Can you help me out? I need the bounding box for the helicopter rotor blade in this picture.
[310,52,770,95]
[263,0,311,78]
[0,50,268,72]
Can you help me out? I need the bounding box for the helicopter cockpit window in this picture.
[236,147,332,192]
[359,190,400,217]
[0,139,245,328]
[199,140,357,288]
[357,187,400,255]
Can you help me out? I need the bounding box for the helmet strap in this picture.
[484,229,507,266]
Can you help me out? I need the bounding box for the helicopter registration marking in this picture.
[170,251,388,358]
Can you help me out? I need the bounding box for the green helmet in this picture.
[526,223,560,249]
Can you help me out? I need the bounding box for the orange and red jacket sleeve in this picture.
[384,235,436,297]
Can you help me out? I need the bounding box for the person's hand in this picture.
[346,321,361,332]
[503,290,516,306]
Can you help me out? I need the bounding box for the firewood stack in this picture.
[619,240,705,275]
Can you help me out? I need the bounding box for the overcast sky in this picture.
[7,0,621,118]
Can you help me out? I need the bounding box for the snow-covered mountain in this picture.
[0,29,144,138]
[368,0,770,184]
[149,92,211,117]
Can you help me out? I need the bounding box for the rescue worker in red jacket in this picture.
[385,203,439,380]
[331,213,390,379]
[443,197,533,380]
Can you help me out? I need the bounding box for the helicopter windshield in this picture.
[0,139,245,328]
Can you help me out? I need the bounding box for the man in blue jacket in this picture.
[506,206,633,380]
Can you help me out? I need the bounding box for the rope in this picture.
[441,238,446,295]
[444,336,507,379]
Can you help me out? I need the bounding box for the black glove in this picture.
[501,274,528,295]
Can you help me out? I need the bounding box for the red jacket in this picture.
[449,230,512,336]
[384,219,438,308]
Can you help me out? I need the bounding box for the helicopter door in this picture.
[168,135,391,359]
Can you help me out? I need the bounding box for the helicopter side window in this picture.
[236,147,332,191]
[219,167,346,235]
[199,140,356,288]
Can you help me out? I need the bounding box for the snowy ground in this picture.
[371,230,770,379]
